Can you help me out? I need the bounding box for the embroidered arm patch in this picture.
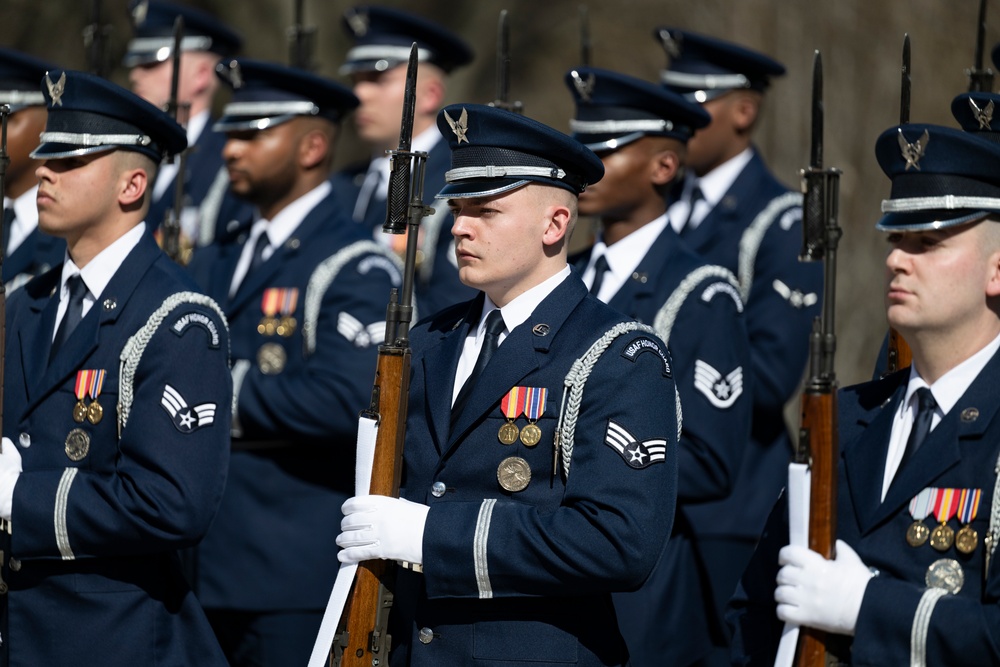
[161,385,217,433]
[604,420,667,469]
[693,360,744,409]
[337,312,387,348]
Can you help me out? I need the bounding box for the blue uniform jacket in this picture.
[730,353,1000,666]
[3,232,232,666]
[678,150,822,542]
[187,191,403,611]
[329,139,475,317]
[575,226,753,665]
[2,227,64,292]
[389,276,679,667]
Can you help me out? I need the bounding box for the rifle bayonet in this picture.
[288,0,317,71]
[887,34,914,374]
[968,0,994,92]
[83,0,111,78]
[900,33,911,125]
[579,5,591,67]
[161,16,187,264]
[489,10,523,114]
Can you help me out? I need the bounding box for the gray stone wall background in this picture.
[3,0,996,389]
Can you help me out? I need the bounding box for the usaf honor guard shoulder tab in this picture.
[620,336,672,378]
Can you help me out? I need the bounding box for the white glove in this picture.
[337,495,429,566]
[0,437,23,521]
[775,540,873,636]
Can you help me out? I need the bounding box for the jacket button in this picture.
[418,627,434,644]
[18,433,30,448]
[431,482,446,498]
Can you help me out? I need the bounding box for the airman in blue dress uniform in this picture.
[0,48,65,291]
[186,58,403,666]
[656,30,824,660]
[125,0,253,253]
[336,104,679,667]
[565,66,753,666]
[730,125,1000,666]
[330,5,476,317]
[0,69,231,666]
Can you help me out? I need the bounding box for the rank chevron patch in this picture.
[337,312,386,348]
[160,385,217,433]
[694,360,743,409]
[604,420,667,469]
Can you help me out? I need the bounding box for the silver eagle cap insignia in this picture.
[570,70,596,102]
[897,128,930,171]
[45,71,66,107]
[969,97,994,130]
[444,107,469,144]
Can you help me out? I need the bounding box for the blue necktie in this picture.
[589,254,610,297]
[899,387,936,470]
[451,309,505,430]
[50,275,88,363]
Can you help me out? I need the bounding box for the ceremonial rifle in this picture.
[0,105,10,469]
[82,0,111,78]
[489,10,523,114]
[967,0,994,92]
[288,0,316,71]
[794,51,845,667]
[330,43,431,667]
[161,16,188,264]
[885,35,913,375]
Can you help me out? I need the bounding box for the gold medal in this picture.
[906,520,930,547]
[497,456,531,492]
[955,524,979,554]
[73,401,88,423]
[930,522,954,552]
[277,316,297,337]
[498,422,519,445]
[520,423,542,447]
[65,428,91,461]
[87,400,103,425]
[257,342,287,375]
[925,558,964,594]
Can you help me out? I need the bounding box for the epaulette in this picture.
[737,191,801,300]
[652,264,741,347]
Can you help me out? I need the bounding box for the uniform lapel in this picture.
[445,277,587,453]
[421,299,479,454]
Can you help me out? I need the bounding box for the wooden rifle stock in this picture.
[794,52,846,667]
[334,341,410,667]
[330,43,430,667]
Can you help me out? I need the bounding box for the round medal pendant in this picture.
[520,423,542,447]
[87,400,103,425]
[955,525,979,554]
[906,520,930,547]
[257,343,287,375]
[278,316,297,337]
[930,523,955,552]
[925,558,964,594]
[498,422,519,445]
[65,428,91,462]
[497,456,531,492]
[73,401,88,423]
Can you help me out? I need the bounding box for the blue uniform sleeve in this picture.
[743,208,823,411]
[670,279,752,502]
[234,252,400,439]
[421,331,678,599]
[11,301,232,559]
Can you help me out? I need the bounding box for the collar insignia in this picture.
[570,70,596,102]
[657,29,682,60]
[444,107,469,144]
[969,97,994,130]
[897,128,930,171]
[346,9,369,38]
[45,71,66,107]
